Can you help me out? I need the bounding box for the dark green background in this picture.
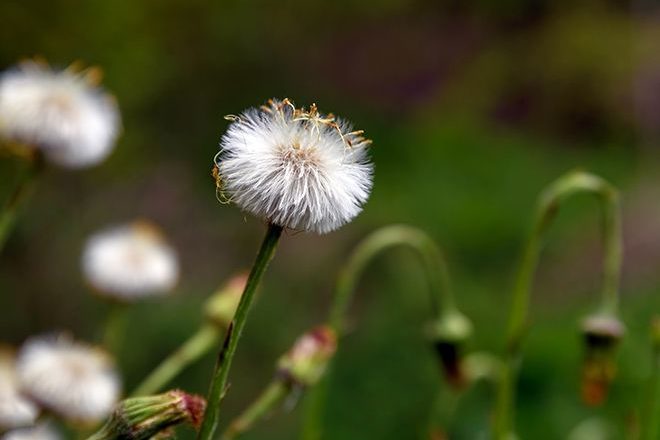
[1,0,659,438]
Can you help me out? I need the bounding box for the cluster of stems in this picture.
[302,224,469,440]
[3,153,635,440]
[120,170,630,439]
[189,224,467,440]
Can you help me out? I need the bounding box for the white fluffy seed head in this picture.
[0,350,39,430]
[0,60,120,168]
[1,422,60,440]
[82,221,179,301]
[16,335,120,424]
[216,98,373,234]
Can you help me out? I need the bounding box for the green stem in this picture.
[103,303,127,355]
[300,372,331,440]
[131,324,221,396]
[0,154,43,253]
[303,224,457,440]
[222,380,289,440]
[329,224,455,333]
[494,171,622,439]
[197,223,283,440]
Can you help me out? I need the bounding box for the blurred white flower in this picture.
[0,350,38,430]
[216,98,373,234]
[82,221,179,300]
[0,60,120,168]
[1,422,60,440]
[16,335,120,424]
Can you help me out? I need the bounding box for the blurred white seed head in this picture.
[16,335,121,424]
[0,350,38,430]
[1,422,60,440]
[82,221,179,301]
[215,98,373,234]
[0,60,120,168]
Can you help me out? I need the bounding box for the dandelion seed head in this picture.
[82,221,179,300]
[16,335,120,424]
[0,60,120,168]
[216,99,373,234]
[0,350,38,430]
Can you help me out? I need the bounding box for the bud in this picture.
[580,314,625,406]
[88,390,206,440]
[428,311,473,389]
[204,272,248,328]
[277,326,337,387]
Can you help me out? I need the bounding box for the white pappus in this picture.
[0,349,39,430]
[215,98,373,234]
[82,221,179,301]
[16,335,120,424]
[0,60,120,168]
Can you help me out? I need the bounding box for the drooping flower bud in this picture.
[277,326,337,387]
[580,314,625,406]
[428,311,473,389]
[88,390,206,440]
[204,272,248,328]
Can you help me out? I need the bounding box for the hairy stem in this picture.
[494,171,622,439]
[197,223,283,440]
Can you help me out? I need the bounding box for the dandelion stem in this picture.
[197,223,283,440]
[0,153,43,253]
[494,170,622,439]
[132,324,221,396]
[303,224,457,440]
[221,380,289,440]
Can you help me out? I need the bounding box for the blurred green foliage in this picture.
[1,0,660,439]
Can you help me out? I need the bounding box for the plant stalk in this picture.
[221,381,289,440]
[493,171,622,439]
[197,223,283,440]
[303,224,457,440]
[103,303,127,355]
[329,224,455,333]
